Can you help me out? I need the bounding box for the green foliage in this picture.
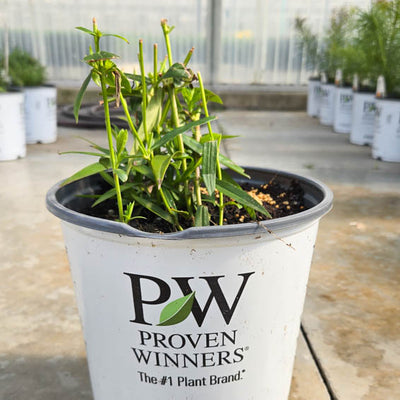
[67,19,271,232]
[294,17,319,75]
[355,0,400,94]
[6,48,46,87]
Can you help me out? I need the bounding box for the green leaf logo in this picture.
[157,292,196,326]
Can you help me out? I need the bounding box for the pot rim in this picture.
[46,167,333,240]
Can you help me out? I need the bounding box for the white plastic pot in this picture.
[24,85,57,144]
[46,168,333,400]
[0,91,26,161]
[350,92,376,146]
[372,98,400,162]
[319,84,335,126]
[333,87,353,134]
[307,78,321,117]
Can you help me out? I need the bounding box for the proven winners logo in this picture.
[124,272,255,372]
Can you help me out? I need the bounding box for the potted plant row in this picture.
[297,1,400,163]
[46,18,333,400]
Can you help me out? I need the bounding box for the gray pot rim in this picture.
[46,167,333,240]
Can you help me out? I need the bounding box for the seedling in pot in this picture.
[67,18,271,232]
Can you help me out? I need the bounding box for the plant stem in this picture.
[194,124,202,207]
[161,20,173,66]
[159,187,183,231]
[153,43,158,86]
[183,47,194,66]
[138,40,150,145]
[198,71,224,225]
[100,74,124,222]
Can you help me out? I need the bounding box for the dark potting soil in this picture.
[83,178,307,234]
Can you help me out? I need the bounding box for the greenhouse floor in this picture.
[1,110,399,400]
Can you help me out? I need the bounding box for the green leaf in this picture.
[73,72,92,122]
[83,51,119,63]
[62,162,106,186]
[216,179,271,218]
[115,168,128,182]
[157,292,196,326]
[125,73,152,85]
[202,140,218,195]
[195,206,210,227]
[161,63,192,86]
[102,33,130,43]
[219,154,250,178]
[75,26,95,36]
[92,183,135,207]
[137,88,163,141]
[151,154,172,189]
[182,135,203,154]
[130,193,175,225]
[59,150,107,158]
[204,88,223,104]
[116,129,128,157]
[151,116,216,151]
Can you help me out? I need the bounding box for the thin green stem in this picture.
[161,20,173,66]
[100,74,124,222]
[138,40,149,145]
[153,44,158,87]
[183,47,194,66]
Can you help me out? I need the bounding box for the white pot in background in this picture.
[46,168,333,400]
[307,78,321,117]
[319,84,335,126]
[350,92,376,146]
[24,85,57,144]
[333,87,353,134]
[0,91,26,161]
[372,98,400,162]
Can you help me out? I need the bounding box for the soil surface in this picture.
[85,178,307,234]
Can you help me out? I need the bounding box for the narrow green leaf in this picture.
[130,193,175,225]
[151,116,216,151]
[59,150,107,158]
[115,168,128,182]
[73,72,92,122]
[125,73,152,85]
[182,134,203,154]
[62,162,106,186]
[102,33,130,43]
[202,140,218,195]
[157,292,196,326]
[116,129,128,157]
[151,154,172,189]
[204,88,223,104]
[131,164,154,180]
[75,26,95,36]
[92,183,135,207]
[195,206,210,227]
[219,155,250,178]
[216,179,271,218]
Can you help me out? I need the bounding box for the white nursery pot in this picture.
[319,83,335,126]
[333,87,353,134]
[24,85,57,144]
[372,98,400,162]
[307,78,321,117]
[350,91,376,146]
[0,91,26,161]
[46,168,333,400]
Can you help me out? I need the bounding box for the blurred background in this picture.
[0,0,371,86]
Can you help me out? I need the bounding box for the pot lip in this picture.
[46,167,333,240]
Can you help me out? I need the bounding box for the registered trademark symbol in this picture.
[245,346,250,351]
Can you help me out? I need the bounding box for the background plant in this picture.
[355,0,400,94]
[67,18,270,232]
[5,48,46,87]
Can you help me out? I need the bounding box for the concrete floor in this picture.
[1,111,399,400]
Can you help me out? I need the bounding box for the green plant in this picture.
[6,48,46,87]
[356,0,400,94]
[67,18,270,232]
[294,17,319,76]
